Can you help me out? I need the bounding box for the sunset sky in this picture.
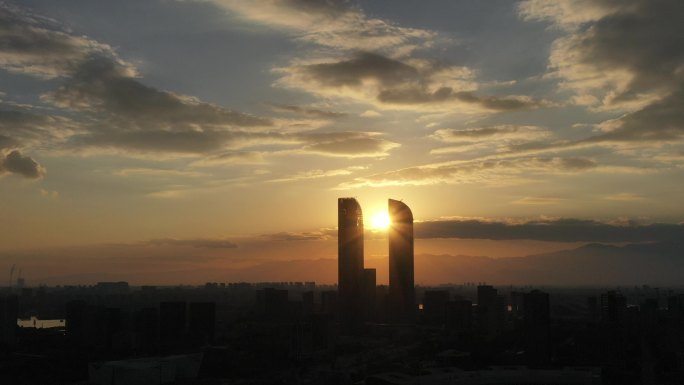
[1,1,683,284]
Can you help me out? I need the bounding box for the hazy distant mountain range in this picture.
[31,240,683,286]
[208,240,684,286]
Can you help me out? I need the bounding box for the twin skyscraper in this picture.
[338,198,415,326]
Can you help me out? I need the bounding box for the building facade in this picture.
[388,199,415,324]
[338,198,365,326]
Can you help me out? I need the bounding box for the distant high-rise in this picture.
[523,290,551,364]
[388,199,415,324]
[477,285,505,339]
[338,198,365,325]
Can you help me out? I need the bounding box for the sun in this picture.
[370,211,391,230]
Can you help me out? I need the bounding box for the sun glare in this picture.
[370,211,391,230]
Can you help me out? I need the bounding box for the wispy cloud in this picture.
[604,193,645,202]
[269,166,366,183]
[337,156,601,188]
[513,196,566,206]
[145,237,238,249]
[268,103,347,119]
[211,0,436,54]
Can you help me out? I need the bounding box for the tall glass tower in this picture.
[338,198,364,325]
[388,199,415,324]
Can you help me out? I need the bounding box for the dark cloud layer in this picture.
[0,5,398,162]
[269,103,347,118]
[286,52,546,111]
[415,219,684,243]
[520,0,684,149]
[45,56,271,128]
[304,52,419,88]
[0,149,45,179]
[0,3,118,78]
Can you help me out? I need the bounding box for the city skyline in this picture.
[1,1,683,285]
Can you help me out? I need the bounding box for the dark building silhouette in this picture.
[477,285,505,339]
[362,268,377,321]
[446,298,473,334]
[600,290,627,325]
[160,301,186,348]
[376,285,389,323]
[338,198,365,326]
[388,199,415,324]
[302,290,314,317]
[423,290,450,325]
[510,291,525,319]
[65,300,99,348]
[321,290,338,316]
[134,307,158,353]
[188,302,216,345]
[0,295,18,348]
[256,288,289,319]
[523,290,550,364]
[103,307,125,351]
[587,296,599,322]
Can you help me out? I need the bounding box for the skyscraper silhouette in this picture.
[338,198,364,326]
[388,199,415,324]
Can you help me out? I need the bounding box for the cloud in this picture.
[256,218,684,243]
[518,1,621,29]
[260,229,336,242]
[414,218,684,243]
[268,103,347,119]
[211,0,435,53]
[190,151,267,167]
[113,168,205,178]
[429,126,553,157]
[0,149,45,179]
[338,156,598,188]
[360,110,381,118]
[0,109,77,148]
[145,237,238,249]
[0,3,133,79]
[433,125,550,143]
[513,197,566,205]
[296,131,399,158]
[269,166,365,183]
[216,3,546,114]
[378,88,552,111]
[43,56,270,128]
[3,5,369,164]
[604,193,645,201]
[0,5,399,162]
[277,52,548,112]
[518,0,684,149]
[0,109,57,181]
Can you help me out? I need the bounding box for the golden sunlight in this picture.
[370,211,391,230]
